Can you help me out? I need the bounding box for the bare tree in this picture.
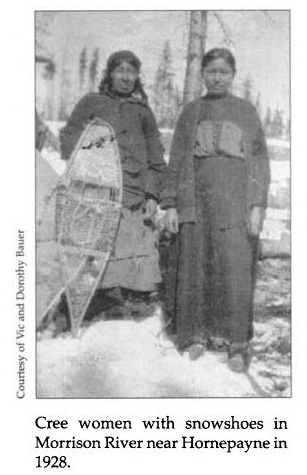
[182,11,235,105]
[183,11,208,105]
[153,41,180,127]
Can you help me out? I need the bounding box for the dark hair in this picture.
[201,48,236,73]
[98,50,148,104]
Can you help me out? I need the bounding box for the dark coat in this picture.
[160,94,270,223]
[60,92,165,207]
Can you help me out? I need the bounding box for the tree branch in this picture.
[213,12,235,46]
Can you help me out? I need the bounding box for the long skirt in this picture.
[100,205,161,292]
[165,156,258,349]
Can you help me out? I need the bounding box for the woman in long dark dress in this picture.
[161,48,270,372]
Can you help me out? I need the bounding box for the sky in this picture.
[37,10,290,120]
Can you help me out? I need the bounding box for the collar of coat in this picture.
[102,89,148,108]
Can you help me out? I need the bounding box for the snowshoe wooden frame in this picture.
[41,118,123,336]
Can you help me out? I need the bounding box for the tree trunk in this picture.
[183,11,208,105]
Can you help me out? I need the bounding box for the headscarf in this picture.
[99,50,148,104]
[106,50,141,74]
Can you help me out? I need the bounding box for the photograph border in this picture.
[35,8,291,399]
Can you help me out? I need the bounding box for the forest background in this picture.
[36,11,289,138]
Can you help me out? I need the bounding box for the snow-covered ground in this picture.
[38,311,259,398]
[37,257,290,398]
[267,137,290,149]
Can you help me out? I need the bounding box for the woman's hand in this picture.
[248,206,265,237]
[164,208,179,234]
[143,199,158,222]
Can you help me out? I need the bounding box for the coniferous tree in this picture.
[286,118,290,140]
[242,76,253,103]
[36,12,56,120]
[79,47,87,94]
[89,48,100,92]
[271,108,284,137]
[264,107,272,136]
[58,67,71,120]
[255,92,262,120]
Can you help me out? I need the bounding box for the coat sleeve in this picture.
[160,105,190,209]
[60,94,95,161]
[249,108,271,209]
[141,107,166,201]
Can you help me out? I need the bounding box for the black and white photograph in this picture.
[35,10,290,398]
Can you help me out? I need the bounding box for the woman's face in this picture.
[110,61,138,95]
[202,57,234,96]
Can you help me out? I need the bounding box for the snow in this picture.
[46,120,65,136]
[270,160,290,186]
[40,148,66,176]
[37,263,291,399]
[36,258,290,399]
[267,137,290,149]
[37,308,259,398]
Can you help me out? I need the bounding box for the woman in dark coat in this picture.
[60,51,165,314]
[161,48,270,372]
